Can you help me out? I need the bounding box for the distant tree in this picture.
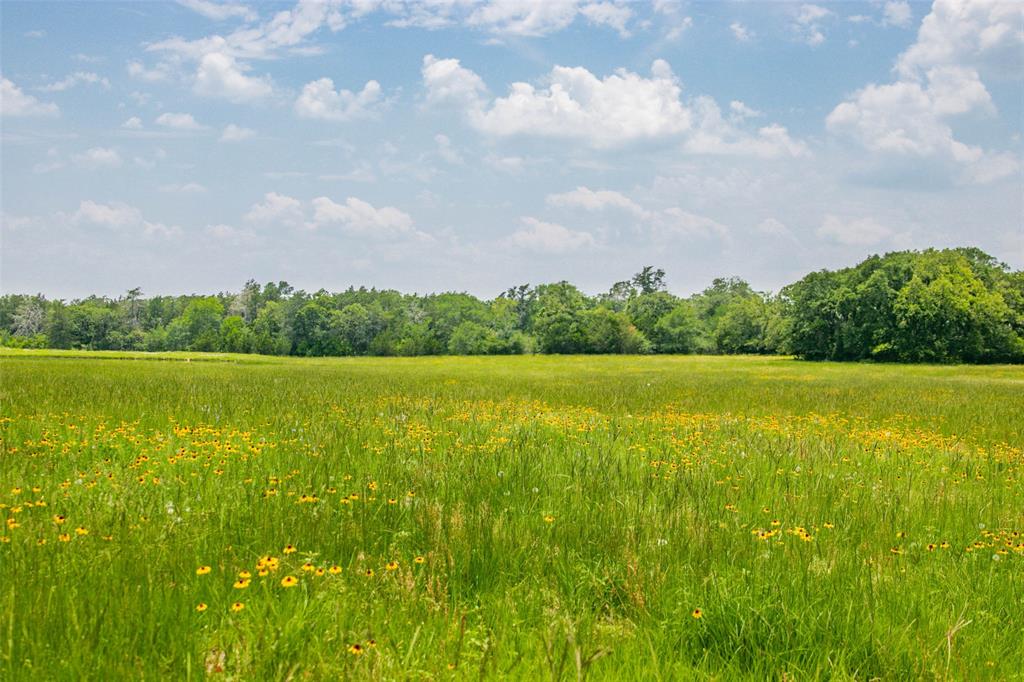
[252,301,290,355]
[167,297,224,352]
[631,266,666,295]
[12,299,46,337]
[533,282,589,353]
[653,301,704,354]
[220,316,252,354]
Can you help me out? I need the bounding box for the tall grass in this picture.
[1,351,1021,679]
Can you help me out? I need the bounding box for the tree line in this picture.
[3,248,1022,363]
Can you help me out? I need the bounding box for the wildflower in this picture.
[544,515,555,523]
[927,543,937,551]
[75,527,88,536]
[233,579,250,589]
[196,603,208,612]
[329,565,342,574]
[364,568,374,577]
[301,562,315,572]
[283,544,297,554]
[281,575,298,588]
[348,644,364,656]
[53,514,66,525]
[387,498,397,505]
[231,602,245,612]
[367,639,377,648]
[368,481,378,491]
[692,608,703,619]
[385,561,399,571]
[414,556,426,565]
[58,533,71,542]
[196,565,212,576]
[315,568,325,577]
[238,570,251,579]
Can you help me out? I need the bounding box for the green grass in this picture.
[1,351,1022,680]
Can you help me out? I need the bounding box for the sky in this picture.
[1,0,1022,300]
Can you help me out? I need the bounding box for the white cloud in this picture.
[817,214,893,245]
[37,72,111,92]
[294,78,382,121]
[546,187,645,216]
[194,52,273,101]
[424,56,690,147]
[24,30,45,38]
[177,0,257,21]
[244,192,305,227]
[310,196,420,238]
[507,217,596,253]
[72,147,123,169]
[159,182,207,194]
[155,112,206,130]
[653,208,729,240]
[127,60,172,82]
[792,4,832,46]
[882,1,912,28]
[421,55,487,108]
[1,78,59,117]
[466,0,582,37]
[579,2,634,37]
[423,56,806,156]
[756,218,794,239]
[434,133,463,164]
[729,100,761,120]
[220,123,256,141]
[827,1,1023,185]
[122,116,144,130]
[730,21,753,42]
[896,0,1023,79]
[71,200,179,237]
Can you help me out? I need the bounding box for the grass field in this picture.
[1,350,1022,680]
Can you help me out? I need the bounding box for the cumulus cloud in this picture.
[730,21,753,42]
[72,147,123,169]
[546,187,645,216]
[244,192,305,227]
[579,2,634,37]
[127,60,172,82]
[817,214,893,245]
[309,196,422,238]
[177,0,257,22]
[422,56,807,157]
[37,71,111,92]
[155,112,206,130]
[827,0,1022,184]
[294,78,382,121]
[507,217,596,254]
[122,116,144,130]
[1,78,59,117]
[72,200,180,237]
[882,1,913,28]
[194,52,273,101]
[544,185,731,242]
[220,123,256,141]
[792,4,832,46]
[756,218,795,240]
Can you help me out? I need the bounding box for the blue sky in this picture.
[2,0,1022,299]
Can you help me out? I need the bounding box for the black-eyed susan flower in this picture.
[692,608,703,619]
[328,565,342,574]
[280,575,298,588]
[53,514,66,525]
[196,602,208,612]
[230,602,245,612]
[58,533,71,542]
[348,644,364,656]
[238,570,251,579]
[414,556,426,565]
[196,565,212,575]
[314,568,325,577]
[364,568,374,577]
[74,527,88,536]
[544,515,555,523]
[283,544,297,554]
[233,579,250,589]
[301,562,315,572]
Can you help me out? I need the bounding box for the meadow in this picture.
[1,350,1022,680]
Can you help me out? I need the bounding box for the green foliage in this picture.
[2,251,1021,363]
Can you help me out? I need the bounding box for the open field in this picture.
[1,351,1022,680]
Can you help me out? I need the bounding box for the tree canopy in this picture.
[3,248,1021,363]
